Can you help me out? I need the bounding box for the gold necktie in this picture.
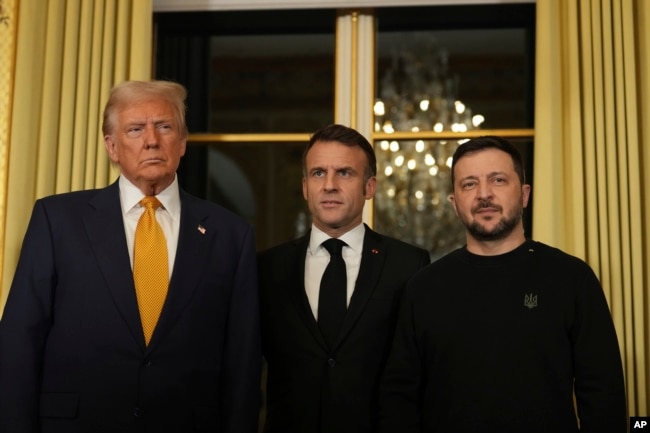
[133,196,169,345]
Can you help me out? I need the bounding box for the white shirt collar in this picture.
[118,175,181,221]
[308,223,366,255]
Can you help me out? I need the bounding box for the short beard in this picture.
[465,202,524,242]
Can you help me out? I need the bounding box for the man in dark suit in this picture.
[258,124,430,433]
[0,80,261,433]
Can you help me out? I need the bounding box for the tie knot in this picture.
[140,196,162,210]
[322,238,346,256]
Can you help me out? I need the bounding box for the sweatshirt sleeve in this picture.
[571,266,627,433]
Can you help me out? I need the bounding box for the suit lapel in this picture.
[147,191,212,350]
[84,182,146,351]
[85,186,213,353]
[280,227,388,352]
[334,225,386,348]
[288,234,329,351]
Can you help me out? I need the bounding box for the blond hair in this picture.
[102,80,188,138]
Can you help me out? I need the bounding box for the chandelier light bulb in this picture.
[446,156,453,168]
[374,100,386,116]
[472,114,485,127]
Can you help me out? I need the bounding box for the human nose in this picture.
[143,124,159,148]
[476,181,493,199]
[323,172,338,191]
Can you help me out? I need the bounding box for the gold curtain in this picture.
[0,0,153,311]
[534,0,649,416]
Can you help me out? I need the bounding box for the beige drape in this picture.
[0,0,152,311]
[534,0,649,416]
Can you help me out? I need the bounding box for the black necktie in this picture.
[318,238,348,349]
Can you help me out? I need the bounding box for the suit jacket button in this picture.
[328,358,336,367]
[134,407,144,417]
[144,360,152,368]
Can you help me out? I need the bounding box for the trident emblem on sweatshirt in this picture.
[524,293,538,309]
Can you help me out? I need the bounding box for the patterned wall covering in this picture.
[0,0,16,292]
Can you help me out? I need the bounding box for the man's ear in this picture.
[179,137,187,157]
[448,194,459,216]
[522,184,531,208]
[104,135,119,163]
[364,176,377,200]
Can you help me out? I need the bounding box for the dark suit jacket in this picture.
[258,225,430,433]
[0,181,261,433]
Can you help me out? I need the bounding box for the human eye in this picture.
[338,169,352,177]
[461,180,476,190]
[126,126,144,138]
[157,122,173,132]
[312,169,325,177]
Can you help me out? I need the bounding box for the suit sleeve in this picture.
[0,200,55,433]
[221,224,262,433]
[572,268,627,433]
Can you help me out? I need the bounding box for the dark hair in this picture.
[303,124,377,181]
[451,135,526,185]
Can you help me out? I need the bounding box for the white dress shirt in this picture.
[119,175,181,279]
[304,223,365,321]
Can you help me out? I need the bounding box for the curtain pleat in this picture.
[0,0,152,311]
[636,0,650,414]
[534,0,649,417]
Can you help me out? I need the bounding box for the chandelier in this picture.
[373,36,485,259]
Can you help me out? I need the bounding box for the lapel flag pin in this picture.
[371,248,379,254]
[197,225,206,235]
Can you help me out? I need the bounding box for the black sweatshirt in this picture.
[379,240,626,433]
